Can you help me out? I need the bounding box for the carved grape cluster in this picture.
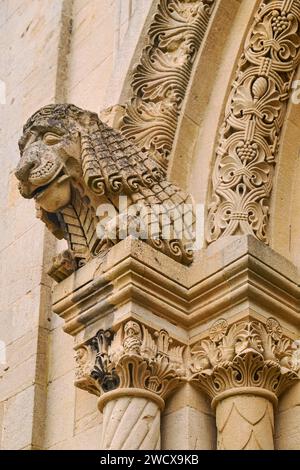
[271,11,290,33]
[236,141,258,164]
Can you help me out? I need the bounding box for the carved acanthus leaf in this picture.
[74,321,185,400]
[190,318,300,401]
[121,0,216,169]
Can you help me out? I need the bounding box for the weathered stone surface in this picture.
[2,0,300,451]
[275,406,300,450]
[0,0,67,450]
[15,103,196,277]
[162,406,216,450]
[1,387,35,450]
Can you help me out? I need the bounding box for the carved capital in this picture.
[75,320,186,402]
[74,329,119,396]
[190,318,300,406]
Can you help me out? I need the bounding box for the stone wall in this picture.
[0,0,68,449]
[0,0,152,450]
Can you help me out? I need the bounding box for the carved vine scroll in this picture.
[206,0,300,244]
[121,0,216,169]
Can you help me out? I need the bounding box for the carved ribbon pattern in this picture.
[206,0,300,243]
[121,0,216,169]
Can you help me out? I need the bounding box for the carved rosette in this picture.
[206,0,300,243]
[74,321,185,449]
[190,318,300,449]
[121,0,216,169]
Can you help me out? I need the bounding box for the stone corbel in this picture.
[74,320,186,450]
[189,318,300,450]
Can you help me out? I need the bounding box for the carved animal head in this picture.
[15,103,165,239]
[16,104,102,212]
[15,104,195,271]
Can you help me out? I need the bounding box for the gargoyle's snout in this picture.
[15,143,41,183]
[15,158,36,182]
[15,143,43,199]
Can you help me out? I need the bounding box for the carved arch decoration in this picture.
[120,0,217,170]
[206,0,300,245]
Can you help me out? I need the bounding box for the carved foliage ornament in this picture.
[190,318,300,401]
[206,0,300,243]
[75,321,185,400]
[75,317,299,403]
[121,0,216,169]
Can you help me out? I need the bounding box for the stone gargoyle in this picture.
[15,104,195,281]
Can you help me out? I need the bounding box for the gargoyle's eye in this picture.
[43,133,61,145]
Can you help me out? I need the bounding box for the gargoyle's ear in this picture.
[78,110,99,128]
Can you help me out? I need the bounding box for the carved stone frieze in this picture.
[121,0,216,169]
[206,0,300,244]
[190,318,300,404]
[75,320,186,401]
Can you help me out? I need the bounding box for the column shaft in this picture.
[216,395,274,450]
[101,396,161,450]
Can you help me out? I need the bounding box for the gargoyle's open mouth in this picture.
[31,170,65,199]
[32,180,55,198]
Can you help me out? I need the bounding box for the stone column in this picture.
[99,390,162,450]
[215,392,275,450]
[74,321,185,450]
[190,318,299,450]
